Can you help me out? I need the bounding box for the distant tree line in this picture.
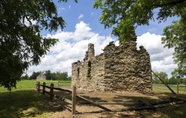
[21,70,186,84]
[152,72,186,85]
[21,70,71,80]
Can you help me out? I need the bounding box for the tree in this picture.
[169,69,183,84]
[152,72,168,84]
[169,76,178,84]
[0,0,77,90]
[182,78,186,85]
[60,72,68,80]
[21,74,29,80]
[93,0,186,42]
[45,70,52,80]
[53,71,68,80]
[152,74,161,84]
[44,70,68,80]
[162,18,186,77]
[29,71,41,80]
[67,76,72,80]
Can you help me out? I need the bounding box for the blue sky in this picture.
[27,0,179,77]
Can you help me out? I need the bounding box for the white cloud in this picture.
[27,23,176,78]
[78,14,84,19]
[137,32,176,75]
[27,21,114,76]
[91,12,94,16]
[73,21,95,41]
[68,5,71,9]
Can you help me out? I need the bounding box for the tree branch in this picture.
[154,0,186,7]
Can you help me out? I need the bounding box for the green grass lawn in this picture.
[153,84,186,94]
[0,80,71,118]
[0,80,71,92]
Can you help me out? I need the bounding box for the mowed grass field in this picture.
[0,80,186,118]
[0,80,71,118]
[0,80,71,92]
[153,84,186,94]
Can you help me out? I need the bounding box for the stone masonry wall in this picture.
[72,39,152,93]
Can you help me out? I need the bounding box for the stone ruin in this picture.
[36,73,46,80]
[72,38,152,93]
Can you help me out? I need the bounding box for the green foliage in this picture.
[93,0,186,42]
[44,70,68,80]
[0,0,76,90]
[29,71,41,80]
[152,72,161,84]
[67,76,72,80]
[162,18,186,77]
[45,70,52,80]
[152,72,168,84]
[152,78,161,84]
[21,74,29,80]
[182,78,186,85]
[169,76,178,84]
[29,70,69,80]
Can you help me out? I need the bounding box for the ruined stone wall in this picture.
[72,44,105,90]
[102,40,152,93]
[72,39,152,93]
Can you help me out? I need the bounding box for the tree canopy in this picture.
[93,0,186,42]
[29,70,69,80]
[152,72,168,84]
[162,17,186,77]
[0,0,77,90]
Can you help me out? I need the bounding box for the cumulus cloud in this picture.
[27,21,115,76]
[78,14,84,19]
[137,32,176,74]
[73,21,95,41]
[27,22,176,77]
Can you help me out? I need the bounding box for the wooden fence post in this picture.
[36,82,40,92]
[35,82,38,91]
[42,82,46,94]
[50,83,54,100]
[177,83,179,94]
[72,86,76,114]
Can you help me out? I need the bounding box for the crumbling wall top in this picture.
[84,43,95,61]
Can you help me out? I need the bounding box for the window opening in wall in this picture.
[77,68,80,79]
[87,61,91,78]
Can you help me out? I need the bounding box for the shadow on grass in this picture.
[0,90,64,118]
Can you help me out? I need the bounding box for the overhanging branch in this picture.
[154,0,186,7]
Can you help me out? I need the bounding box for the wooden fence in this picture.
[35,81,111,114]
[36,81,186,115]
[35,82,76,114]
